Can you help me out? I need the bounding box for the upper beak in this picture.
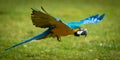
[80,29,87,37]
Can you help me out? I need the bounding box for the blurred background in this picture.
[0,0,120,60]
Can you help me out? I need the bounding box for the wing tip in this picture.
[31,8,40,12]
[31,8,35,10]
[98,13,106,20]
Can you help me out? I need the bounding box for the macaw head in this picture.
[74,28,87,37]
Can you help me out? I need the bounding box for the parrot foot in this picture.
[56,35,61,42]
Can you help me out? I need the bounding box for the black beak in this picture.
[79,28,87,37]
[81,30,87,37]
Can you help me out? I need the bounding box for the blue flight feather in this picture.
[5,28,51,51]
[66,14,105,30]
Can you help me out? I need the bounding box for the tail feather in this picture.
[5,28,50,51]
[5,39,33,51]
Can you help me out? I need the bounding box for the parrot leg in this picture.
[56,35,61,42]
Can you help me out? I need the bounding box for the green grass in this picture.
[0,0,120,60]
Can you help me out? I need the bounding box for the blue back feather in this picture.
[5,28,51,51]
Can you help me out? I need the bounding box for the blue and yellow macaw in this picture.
[5,6,105,51]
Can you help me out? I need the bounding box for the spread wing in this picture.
[31,7,56,28]
[31,7,73,36]
[66,14,105,29]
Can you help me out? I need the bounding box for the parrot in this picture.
[5,6,105,51]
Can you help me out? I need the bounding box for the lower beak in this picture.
[85,34,87,37]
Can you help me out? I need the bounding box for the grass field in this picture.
[0,0,120,60]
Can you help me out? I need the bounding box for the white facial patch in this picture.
[77,31,83,35]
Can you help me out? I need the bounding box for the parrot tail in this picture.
[5,28,51,51]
